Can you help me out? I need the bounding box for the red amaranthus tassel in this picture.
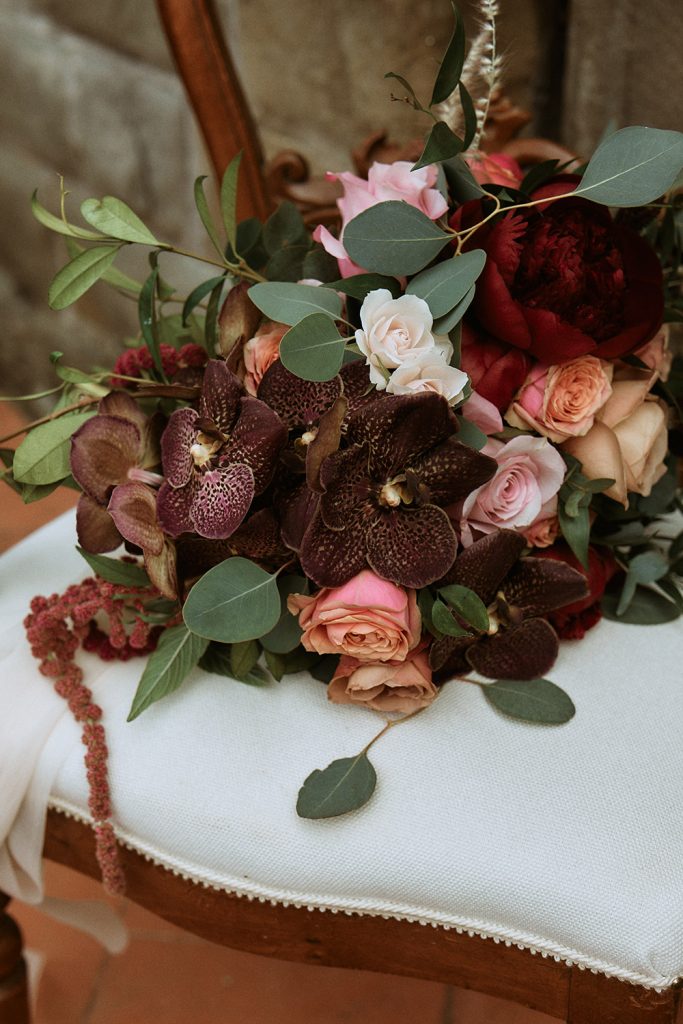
[24,575,162,895]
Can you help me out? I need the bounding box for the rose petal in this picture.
[157,480,195,538]
[366,505,457,588]
[160,407,198,488]
[199,359,243,433]
[190,463,255,539]
[562,421,628,506]
[225,396,286,493]
[76,493,122,553]
[467,617,559,680]
[71,415,143,503]
[502,558,588,617]
[107,481,165,555]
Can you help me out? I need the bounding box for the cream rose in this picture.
[633,325,672,382]
[242,321,288,395]
[355,290,451,389]
[386,351,469,404]
[506,356,613,442]
[327,650,438,714]
[287,570,421,663]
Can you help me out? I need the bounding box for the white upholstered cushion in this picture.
[1,512,682,989]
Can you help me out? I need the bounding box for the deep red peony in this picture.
[537,542,618,640]
[454,193,663,366]
[460,322,532,411]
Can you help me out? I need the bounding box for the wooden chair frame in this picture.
[1,2,680,1021]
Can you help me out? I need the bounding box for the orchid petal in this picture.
[157,480,195,538]
[440,530,526,599]
[190,464,255,539]
[71,415,143,503]
[199,359,243,433]
[160,407,197,488]
[258,360,342,429]
[503,558,588,618]
[410,437,497,505]
[224,396,286,493]
[107,481,165,556]
[76,493,122,553]
[299,509,368,587]
[366,505,457,588]
[467,617,559,680]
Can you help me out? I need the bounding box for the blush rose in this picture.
[356,290,452,389]
[505,356,613,442]
[387,350,469,404]
[243,322,288,395]
[287,570,421,663]
[327,650,438,713]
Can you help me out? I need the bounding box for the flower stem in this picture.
[361,706,428,755]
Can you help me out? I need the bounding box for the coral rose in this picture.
[455,195,663,365]
[314,161,448,278]
[461,323,532,411]
[287,570,421,663]
[243,322,288,396]
[506,356,613,442]
[327,650,437,713]
[466,152,523,188]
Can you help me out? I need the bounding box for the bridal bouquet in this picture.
[4,2,682,890]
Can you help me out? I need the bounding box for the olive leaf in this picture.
[297,753,377,819]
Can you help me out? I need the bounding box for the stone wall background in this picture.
[0,0,680,403]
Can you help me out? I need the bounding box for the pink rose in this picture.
[460,435,565,544]
[460,391,504,435]
[328,650,437,714]
[313,161,448,277]
[505,356,613,442]
[523,510,560,548]
[465,152,523,188]
[287,570,421,663]
[243,321,288,395]
[633,325,672,382]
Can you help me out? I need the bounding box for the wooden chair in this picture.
[1,3,681,1022]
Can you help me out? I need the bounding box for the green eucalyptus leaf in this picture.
[31,191,105,241]
[302,245,341,283]
[430,2,466,105]
[433,284,476,334]
[263,200,308,254]
[431,599,472,637]
[80,197,159,245]
[328,274,402,301]
[231,639,260,678]
[482,678,575,724]
[575,127,683,207]
[297,753,377,820]
[127,624,209,721]
[183,557,281,643]
[220,152,242,253]
[520,160,561,197]
[558,503,590,569]
[629,549,669,584]
[260,575,307,654]
[279,313,345,382]
[413,121,464,172]
[439,583,489,632]
[198,641,233,677]
[601,585,680,624]
[344,201,451,277]
[13,411,94,484]
[310,655,340,683]
[248,282,342,326]
[455,415,487,451]
[459,81,477,150]
[194,175,225,260]
[204,276,228,355]
[76,548,150,587]
[181,275,226,326]
[138,265,165,378]
[407,249,485,318]
[48,245,121,310]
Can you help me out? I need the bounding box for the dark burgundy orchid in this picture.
[156,359,286,540]
[296,392,497,589]
[430,531,588,681]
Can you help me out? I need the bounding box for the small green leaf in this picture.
[62,237,142,295]
[183,557,281,643]
[442,156,486,202]
[459,81,477,150]
[128,624,209,720]
[231,639,260,678]
[601,585,680,624]
[248,282,342,326]
[182,275,226,326]
[302,245,341,283]
[558,503,590,570]
[344,201,451,277]
[262,200,308,255]
[439,583,489,632]
[455,415,487,450]
[328,274,402,301]
[198,641,233,677]
[31,191,105,240]
[204,276,228,355]
[433,284,476,334]
[77,548,151,587]
[482,678,576,724]
[431,599,472,637]
[220,152,242,253]
[13,411,94,484]
[384,72,427,114]
[279,313,345,382]
[80,197,159,245]
[260,575,306,654]
[413,121,464,172]
[138,265,165,378]
[297,753,377,819]
[194,175,225,260]
[48,245,121,310]
[575,127,683,207]
[430,2,466,105]
[407,249,486,318]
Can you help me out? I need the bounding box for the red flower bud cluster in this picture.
[111,343,207,386]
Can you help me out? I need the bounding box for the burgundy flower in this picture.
[454,191,663,365]
[536,542,618,640]
[156,360,286,540]
[297,393,497,589]
[430,531,588,681]
[460,323,532,412]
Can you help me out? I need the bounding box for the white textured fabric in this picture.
[1,512,683,988]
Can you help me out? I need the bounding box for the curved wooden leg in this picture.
[568,968,682,1023]
[0,894,29,1024]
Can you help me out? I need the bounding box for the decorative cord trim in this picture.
[47,798,680,992]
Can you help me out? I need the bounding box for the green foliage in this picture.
[31,191,104,240]
[575,127,683,207]
[193,175,225,260]
[482,678,576,724]
[203,276,228,356]
[183,557,282,643]
[80,197,159,245]
[328,274,402,301]
[459,82,477,150]
[182,275,226,327]
[344,201,451,277]
[601,585,680,625]
[76,548,151,588]
[138,263,165,379]
[433,284,476,334]
[455,415,487,451]
[48,245,121,310]
[406,249,486,318]
[127,624,209,721]
[430,2,466,105]
[412,121,464,171]
[442,155,486,202]
[558,454,614,569]
[219,152,242,253]
[439,583,490,633]
[279,313,346,382]
[431,599,472,637]
[12,411,94,485]
[248,282,342,326]
[297,753,377,819]
[260,575,307,654]
[615,549,669,615]
[198,641,270,686]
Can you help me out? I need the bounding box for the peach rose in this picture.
[327,650,437,713]
[466,152,523,188]
[243,321,288,395]
[506,357,613,442]
[287,570,421,663]
[523,512,560,548]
